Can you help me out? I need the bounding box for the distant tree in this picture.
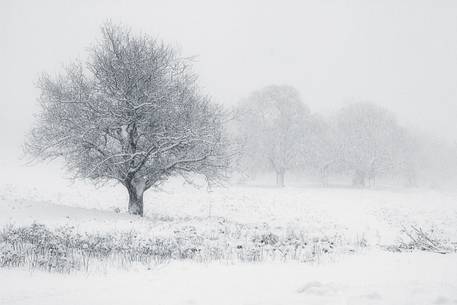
[393,128,419,187]
[235,85,309,187]
[25,23,229,216]
[412,135,457,187]
[301,114,343,187]
[335,102,403,187]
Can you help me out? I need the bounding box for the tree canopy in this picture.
[26,23,229,215]
[234,85,310,186]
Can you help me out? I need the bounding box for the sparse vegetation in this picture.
[0,222,359,273]
[390,225,457,254]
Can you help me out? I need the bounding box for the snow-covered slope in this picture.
[2,183,457,246]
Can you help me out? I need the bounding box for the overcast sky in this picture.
[1,0,457,164]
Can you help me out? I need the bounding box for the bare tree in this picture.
[335,102,403,187]
[25,23,229,216]
[235,85,309,187]
[299,114,343,187]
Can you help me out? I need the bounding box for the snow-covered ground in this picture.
[1,251,457,305]
[2,179,457,246]
[1,176,457,305]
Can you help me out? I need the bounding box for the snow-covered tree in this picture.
[235,85,310,187]
[25,23,229,216]
[411,135,457,188]
[392,127,419,186]
[335,102,403,186]
[300,114,344,187]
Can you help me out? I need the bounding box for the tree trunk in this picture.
[352,169,366,187]
[368,172,376,188]
[320,164,330,187]
[126,179,145,216]
[276,169,285,187]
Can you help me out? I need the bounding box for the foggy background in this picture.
[1,0,457,183]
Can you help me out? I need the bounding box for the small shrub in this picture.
[388,225,455,254]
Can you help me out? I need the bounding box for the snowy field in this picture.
[1,177,457,305]
[1,251,457,305]
[2,177,457,247]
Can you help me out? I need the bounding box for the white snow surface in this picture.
[1,179,457,245]
[1,178,457,304]
[1,251,456,305]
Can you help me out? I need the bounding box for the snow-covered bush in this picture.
[390,225,457,254]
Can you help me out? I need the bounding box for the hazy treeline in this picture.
[230,85,457,188]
